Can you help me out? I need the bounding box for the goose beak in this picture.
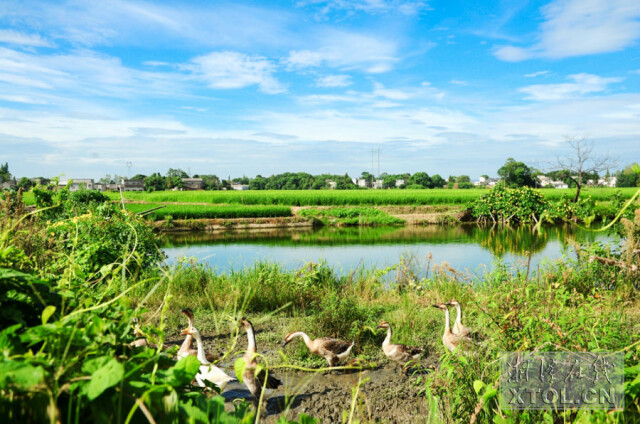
[281,340,288,348]
[180,328,190,335]
[431,304,440,309]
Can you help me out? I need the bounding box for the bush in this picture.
[469,185,547,223]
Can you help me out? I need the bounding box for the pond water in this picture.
[161,224,617,275]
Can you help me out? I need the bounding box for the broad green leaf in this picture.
[0,361,45,389]
[168,355,200,386]
[234,358,246,383]
[41,305,56,325]
[86,358,124,400]
[254,363,265,380]
[473,380,484,394]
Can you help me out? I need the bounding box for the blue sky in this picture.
[1,0,638,180]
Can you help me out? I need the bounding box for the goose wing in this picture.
[318,338,352,355]
[398,344,423,357]
[255,367,282,390]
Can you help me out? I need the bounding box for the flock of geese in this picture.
[131,299,477,410]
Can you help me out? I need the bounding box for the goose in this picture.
[281,331,354,367]
[448,299,471,338]
[130,317,148,347]
[433,303,471,352]
[377,321,423,373]
[177,308,216,362]
[240,317,282,410]
[182,325,236,391]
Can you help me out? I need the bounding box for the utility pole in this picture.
[377,147,380,180]
[125,161,132,178]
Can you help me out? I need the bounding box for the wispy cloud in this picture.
[0,29,52,47]
[187,51,285,94]
[285,30,398,73]
[519,73,623,101]
[315,74,353,87]
[524,71,549,78]
[494,0,640,61]
[296,0,429,16]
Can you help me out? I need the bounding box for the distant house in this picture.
[94,183,106,192]
[598,177,617,187]
[326,180,337,189]
[395,179,405,188]
[106,183,120,191]
[59,179,94,191]
[354,178,370,188]
[373,179,384,189]
[1,178,17,190]
[231,183,249,191]
[474,176,499,187]
[182,178,205,190]
[121,179,145,192]
[537,175,568,189]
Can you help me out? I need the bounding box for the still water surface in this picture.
[161,224,616,275]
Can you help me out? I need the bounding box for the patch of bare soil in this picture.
[164,322,438,423]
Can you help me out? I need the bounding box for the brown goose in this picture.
[282,331,354,367]
[240,317,282,410]
[177,308,216,362]
[377,322,423,373]
[433,303,471,352]
[448,299,471,338]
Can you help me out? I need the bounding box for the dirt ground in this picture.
[165,320,440,423]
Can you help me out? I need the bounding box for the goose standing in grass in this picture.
[182,326,236,391]
[377,321,423,373]
[240,317,282,410]
[448,299,471,338]
[177,308,216,362]
[433,303,471,352]
[281,331,354,367]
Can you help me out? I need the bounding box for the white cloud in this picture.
[187,52,285,94]
[449,80,468,86]
[494,0,640,61]
[297,0,429,16]
[285,30,398,73]
[316,74,353,87]
[519,73,623,101]
[524,71,549,78]
[0,30,52,47]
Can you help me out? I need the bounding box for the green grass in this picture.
[124,203,292,220]
[298,206,405,226]
[103,187,638,206]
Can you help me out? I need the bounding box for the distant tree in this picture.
[144,173,167,192]
[382,175,397,189]
[431,174,446,188]
[0,162,10,183]
[249,175,268,190]
[409,172,432,188]
[498,158,535,187]
[616,163,640,187]
[480,174,489,179]
[200,175,221,190]
[131,174,146,181]
[233,176,250,185]
[360,172,374,186]
[335,174,356,189]
[166,168,189,179]
[17,177,33,190]
[550,136,618,202]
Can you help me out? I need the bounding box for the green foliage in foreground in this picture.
[297,207,404,226]
[125,203,293,220]
[97,188,639,207]
[1,192,639,423]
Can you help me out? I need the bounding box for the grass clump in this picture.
[298,207,404,226]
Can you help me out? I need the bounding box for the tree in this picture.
[382,175,397,189]
[616,163,640,187]
[17,177,33,190]
[0,162,10,183]
[551,136,618,202]
[409,172,432,188]
[144,173,167,192]
[498,158,535,187]
[131,174,147,181]
[431,174,445,188]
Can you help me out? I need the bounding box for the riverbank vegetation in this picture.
[125,203,293,220]
[1,187,639,423]
[297,207,404,226]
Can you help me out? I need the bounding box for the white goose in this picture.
[177,308,216,362]
[182,326,236,391]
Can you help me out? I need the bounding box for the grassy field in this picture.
[99,187,638,206]
[124,203,292,220]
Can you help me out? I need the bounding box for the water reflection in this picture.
[161,224,612,273]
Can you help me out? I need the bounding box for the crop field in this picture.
[124,203,292,220]
[103,187,637,206]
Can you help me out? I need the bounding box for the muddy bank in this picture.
[156,216,314,232]
[163,318,440,423]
